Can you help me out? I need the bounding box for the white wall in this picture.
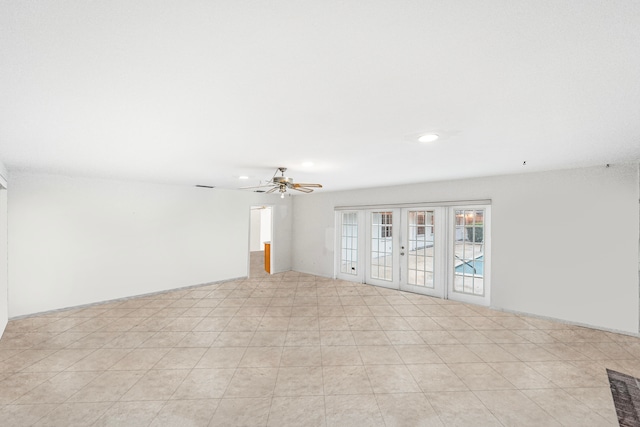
[8,172,292,317]
[292,164,640,334]
[0,162,8,337]
[250,209,262,251]
[260,207,272,250]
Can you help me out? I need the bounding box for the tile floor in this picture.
[0,255,637,426]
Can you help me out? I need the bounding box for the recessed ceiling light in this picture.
[238,176,249,180]
[301,161,314,167]
[418,134,439,143]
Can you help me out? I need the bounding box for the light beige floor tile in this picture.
[448,363,515,390]
[281,346,322,367]
[563,386,619,423]
[171,368,235,399]
[108,348,170,370]
[395,344,443,364]
[94,400,164,427]
[323,365,373,395]
[66,331,122,349]
[0,371,57,404]
[196,347,246,368]
[358,345,403,365]
[513,329,557,344]
[489,361,555,389]
[426,391,502,426]
[213,331,254,347]
[150,399,219,427]
[474,390,561,427]
[15,370,99,404]
[368,305,400,316]
[224,367,278,398]
[366,364,421,393]
[102,331,155,348]
[258,316,290,332]
[321,346,363,366]
[0,403,58,426]
[384,330,425,345]
[348,316,381,330]
[34,402,113,427]
[481,329,530,344]
[431,317,474,331]
[268,395,326,426]
[290,305,319,317]
[66,348,131,371]
[325,394,384,427]
[466,343,519,362]
[376,393,444,427]
[274,366,324,396]
[538,342,591,360]
[176,331,219,347]
[352,330,391,346]
[408,364,468,392]
[121,369,190,401]
[249,331,287,347]
[193,317,232,332]
[523,388,612,427]
[153,347,206,369]
[23,348,94,372]
[527,361,604,387]
[160,316,204,331]
[418,331,460,345]
[285,330,321,346]
[376,316,413,331]
[431,344,482,363]
[210,397,272,425]
[1,270,632,427]
[68,370,146,402]
[239,346,283,367]
[500,343,559,361]
[405,317,444,331]
[320,330,356,346]
[288,315,319,330]
[318,316,350,331]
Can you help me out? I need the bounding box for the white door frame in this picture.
[399,207,447,298]
[364,209,401,289]
[334,201,491,307]
[335,210,365,283]
[446,205,491,306]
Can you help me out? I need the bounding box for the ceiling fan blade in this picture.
[291,186,313,193]
[266,187,279,194]
[293,183,322,188]
[239,185,273,190]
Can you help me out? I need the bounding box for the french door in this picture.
[336,205,490,306]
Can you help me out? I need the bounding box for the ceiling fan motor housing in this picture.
[273,176,294,186]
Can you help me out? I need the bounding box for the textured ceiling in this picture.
[0,0,638,192]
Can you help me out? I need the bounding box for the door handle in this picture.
[400,252,405,256]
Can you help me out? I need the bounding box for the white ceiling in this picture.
[1,1,639,192]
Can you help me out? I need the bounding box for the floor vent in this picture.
[608,369,640,426]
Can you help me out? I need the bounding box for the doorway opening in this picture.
[249,206,273,278]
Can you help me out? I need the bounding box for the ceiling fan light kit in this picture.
[240,167,323,197]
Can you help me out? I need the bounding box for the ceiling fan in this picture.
[241,167,323,198]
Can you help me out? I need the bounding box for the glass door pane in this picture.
[406,210,435,287]
[370,211,394,281]
[340,212,359,276]
[451,207,489,305]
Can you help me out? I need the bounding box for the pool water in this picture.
[455,255,484,275]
